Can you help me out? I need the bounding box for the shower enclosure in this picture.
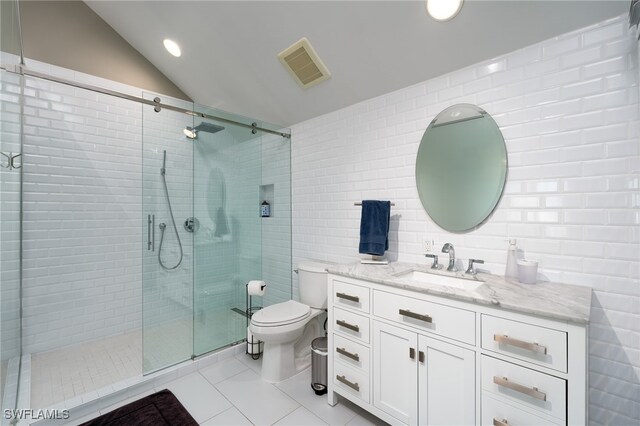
[142,96,292,374]
[0,21,291,415]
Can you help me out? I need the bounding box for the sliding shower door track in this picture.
[0,64,291,139]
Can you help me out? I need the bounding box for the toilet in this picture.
[250,261,329,383]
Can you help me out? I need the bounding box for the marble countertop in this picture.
[327,262,592,324]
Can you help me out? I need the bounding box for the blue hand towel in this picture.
[358,200,391,256]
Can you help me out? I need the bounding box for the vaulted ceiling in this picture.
[86,1,628,127]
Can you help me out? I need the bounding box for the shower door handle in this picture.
[147,215,155,251]
[152,215,155,251]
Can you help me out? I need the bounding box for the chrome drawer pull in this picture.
[336,375,360,392]
[493,418,509,426]
[493,376,547,401]
[336,319,360,332]
[336,292,360,303]
[399,309,432,323]
[336,347,360,361]
[494,334,548,355]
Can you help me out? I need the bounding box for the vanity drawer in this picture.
[333,334,370,373]
[482,356,566,421]
[333,280,370,313]
[373,290,475,345]
[482,315,567,373]
[482,393,563,426]
[334,361,370,404]
[333,307,370,344]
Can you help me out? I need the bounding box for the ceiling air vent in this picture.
[278,37,331,89]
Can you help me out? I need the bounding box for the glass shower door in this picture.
[0,69,22,418]
[191,110,261,356]
[142,96,292,366]
[142,94,194,373]
[192,105,292,357]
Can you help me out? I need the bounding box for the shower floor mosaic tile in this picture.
[30,308,247,410]
[30,331,142,410]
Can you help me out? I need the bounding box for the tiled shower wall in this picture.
[20,70,143,354]
[291,16,639,425]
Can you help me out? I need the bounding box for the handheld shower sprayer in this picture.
[157,150,183,270]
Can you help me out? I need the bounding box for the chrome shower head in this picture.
[183,122,225,139]
[184,127,197,139]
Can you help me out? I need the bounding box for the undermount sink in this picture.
[394,269,484,291]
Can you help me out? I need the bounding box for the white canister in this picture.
[517,260,538,284]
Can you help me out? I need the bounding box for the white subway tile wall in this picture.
[291,16,639,425]
[20,74,144,355]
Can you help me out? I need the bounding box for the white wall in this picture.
[291,15,639,425]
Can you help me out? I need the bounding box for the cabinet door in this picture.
[373,321,418,425]
[418,335,475,425]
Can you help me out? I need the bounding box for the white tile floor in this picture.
[70,353,390,426]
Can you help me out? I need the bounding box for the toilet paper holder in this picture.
[245,282,264,360]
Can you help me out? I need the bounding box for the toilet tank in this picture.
[298,261,330,309]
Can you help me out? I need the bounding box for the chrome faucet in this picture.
[425,254,441,270]
[441,243,456,272]
[466,258,484,276]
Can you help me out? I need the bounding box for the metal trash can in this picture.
[311,337,328,395]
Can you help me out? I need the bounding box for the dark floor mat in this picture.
[79,389,198,426]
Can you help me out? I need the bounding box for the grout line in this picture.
[272,406,329,426]
[199,405,255,426]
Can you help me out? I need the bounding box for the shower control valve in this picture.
[184,217,200,233]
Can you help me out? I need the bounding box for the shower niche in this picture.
[260,184,274,217]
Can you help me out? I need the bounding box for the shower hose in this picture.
[158,150,184,270]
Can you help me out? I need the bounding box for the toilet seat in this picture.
[251,300,311,327]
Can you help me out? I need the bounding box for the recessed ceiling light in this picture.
[163,39,181,57]
[426,0,463,21]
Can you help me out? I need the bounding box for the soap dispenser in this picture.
[505,239,518,278]
[260,200,270,217]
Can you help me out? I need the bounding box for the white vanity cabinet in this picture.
[372,321,475,425]
[327,273,589,426]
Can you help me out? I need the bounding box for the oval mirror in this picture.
[415,104,507,232]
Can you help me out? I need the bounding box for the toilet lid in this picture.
[251,300,311,326]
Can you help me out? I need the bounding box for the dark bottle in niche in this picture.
[261,200,270,217]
